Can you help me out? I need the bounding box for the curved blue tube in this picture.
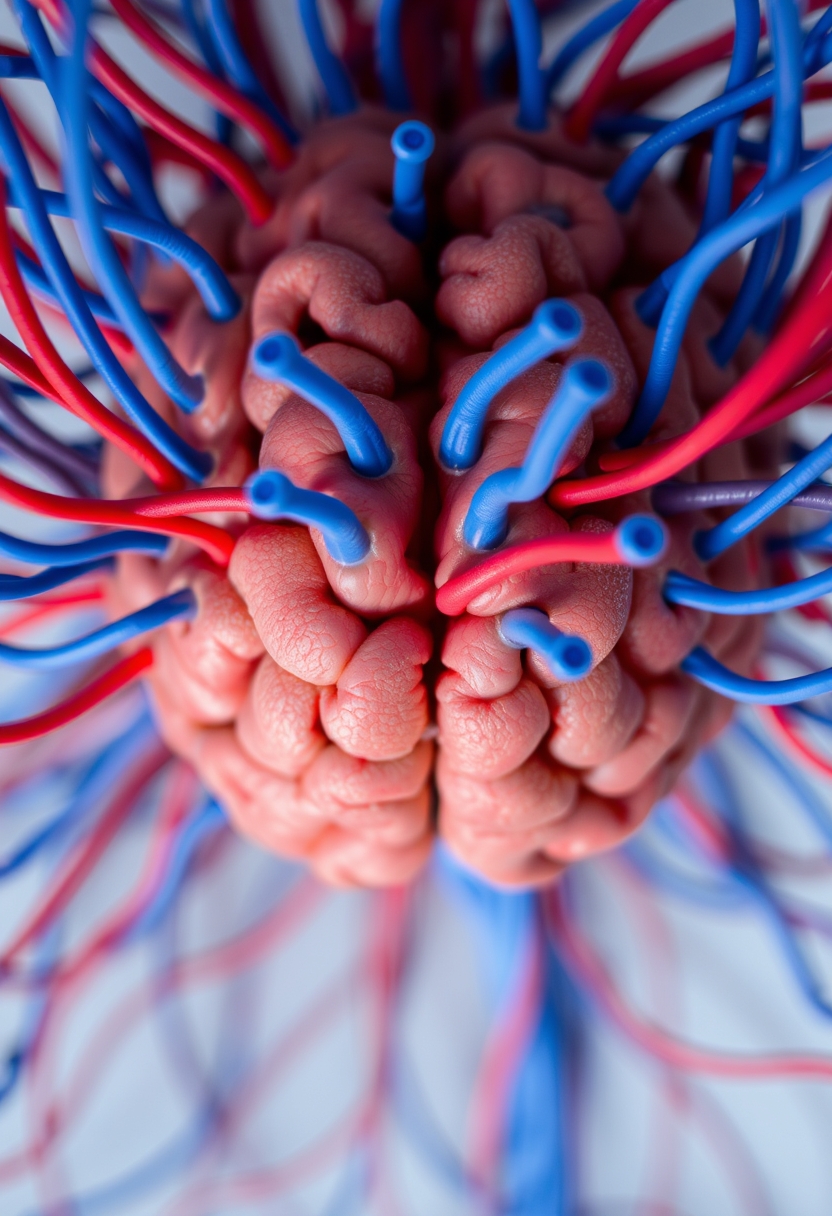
[499,607,592,682]
[0,557,114,601]
[682,645,832,704]
[251,333,393,477]
[700,0,761,234]
[202,0,296,140]
[710,0,803,364]
[63,0,205,416]
[768,517,832,552]
[464,359,612,550]
[617,149,832,449]
[507,0,547,131]
[0,96,211,482]
[298,0,357,115]
[751,209,802,334]
[15,248,122,330]
[390,121,434,243]
[546,0,639,96]
[0,588,195,666]
[245,470,371,565]
[0,528,168,567]
[376,0,410,110]
[7,184,240,322]
[596,114,768,162]
[664,566,832,615]
[440,299,584,471]
[695,426,832,561]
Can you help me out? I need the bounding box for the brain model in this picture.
[105,107,765,888]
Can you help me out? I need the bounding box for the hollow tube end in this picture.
[533,298,583,347]
[614,515,669,566]
[391,120,435,163]
[244,469,291,519]
[251,332,300,381]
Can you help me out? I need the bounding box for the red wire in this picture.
[128,486,249,517]
[547,889,832,1079]
[0,646,153,748]
[608,27,734,110]
[106,0,293,169]
[0,474,237,566]
[551,236,832,508]
[30,0,272,226]
[757,703,832,781]
[1,89,60,179]
[0,184,182,491]
[435,530,625,616]
[565,0,679,143]
[1,742,169,962]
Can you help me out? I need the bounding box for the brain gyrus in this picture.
[106,108,766,888]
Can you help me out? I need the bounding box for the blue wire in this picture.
[734,720,832,848]
[6,183,240,322]
[0,528,168,567]
[62,0,205,416]
[546,0,639,95]
[0,587,195,668]
[376,0,410,110]
[596,113,769,162]
[616,149,832,449]
[251,332,393,477]
[507,0,547,131]
[202,0,297,141]
[15,248,123,330]
[682,645,832,705]
[245,469,370,565]
[298,0,357,115]
[0,557,115,601]
[390,121,434,243]
[0,95,211,481]
[499,607,593,681]
[751,208,802,334]
[696,431,832,562]
[440,298,584,471]
[664,564,832,614]
[699,0,761,235]
[624,838,746,910]
[768,517,832,551]
[179,0,233,142]
[463,358,612,549]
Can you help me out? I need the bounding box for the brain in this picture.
[105,106,765,888]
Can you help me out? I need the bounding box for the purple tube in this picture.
[652,480,832,515]
[0,380,97,492]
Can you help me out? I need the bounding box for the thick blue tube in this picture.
[440,299,584,471]
[664,566,832,614]
[245,470,371,565]
[15,248,121,329]
[298,0,357,115]
[507,0,547,131]
[251,333,393,477]
[499,608,592,682]
[0,588,195,666]
[0,528,168,566]
[682,645,832,704]
[752,209,802,334]
[0,96,211,482]
[390,121,434,242]
[617,150,832,449]
[202,0,296,139]
[376,0,410,110]
[63,0,205,415]
[546,0,639,96]
[0,558,115,601]
[464,359,612,550]
[7,184,240,322]
[696,427,832,561]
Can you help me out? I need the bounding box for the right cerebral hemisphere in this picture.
[111,109,764,889]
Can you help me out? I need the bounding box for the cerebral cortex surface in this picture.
[108,107,764,888]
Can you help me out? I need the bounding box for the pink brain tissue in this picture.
[108,107,765,890]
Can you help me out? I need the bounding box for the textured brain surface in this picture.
[107,107,764,888]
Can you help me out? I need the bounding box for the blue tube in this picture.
[0,558,115,601]
[664,565,832,614]
[507,0,547,131]
[768,517,832,552]
[245,470,371,565]
[390,121,434,243]
[464,359,612,549]
[298,0,357,115]
[440,299,584,471]
[0,96,211,481]
[752,209,802,334]
[202,0,296,140]
[696,428,832,561]
[62,0,205,416]
[546,0,639,96]
[682,645,832,704]
[499,607,593,682]
[596,114,769,162]
[700,0,761,234]
[617,150,832,449]
[0,588,195,667]
[734,720,832,847]
[6,184,240,322]
[15,247,122,329]
[376,0,410,110]
[0,528,168,566]
[711,0,803,363]
[251,332,393,477]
